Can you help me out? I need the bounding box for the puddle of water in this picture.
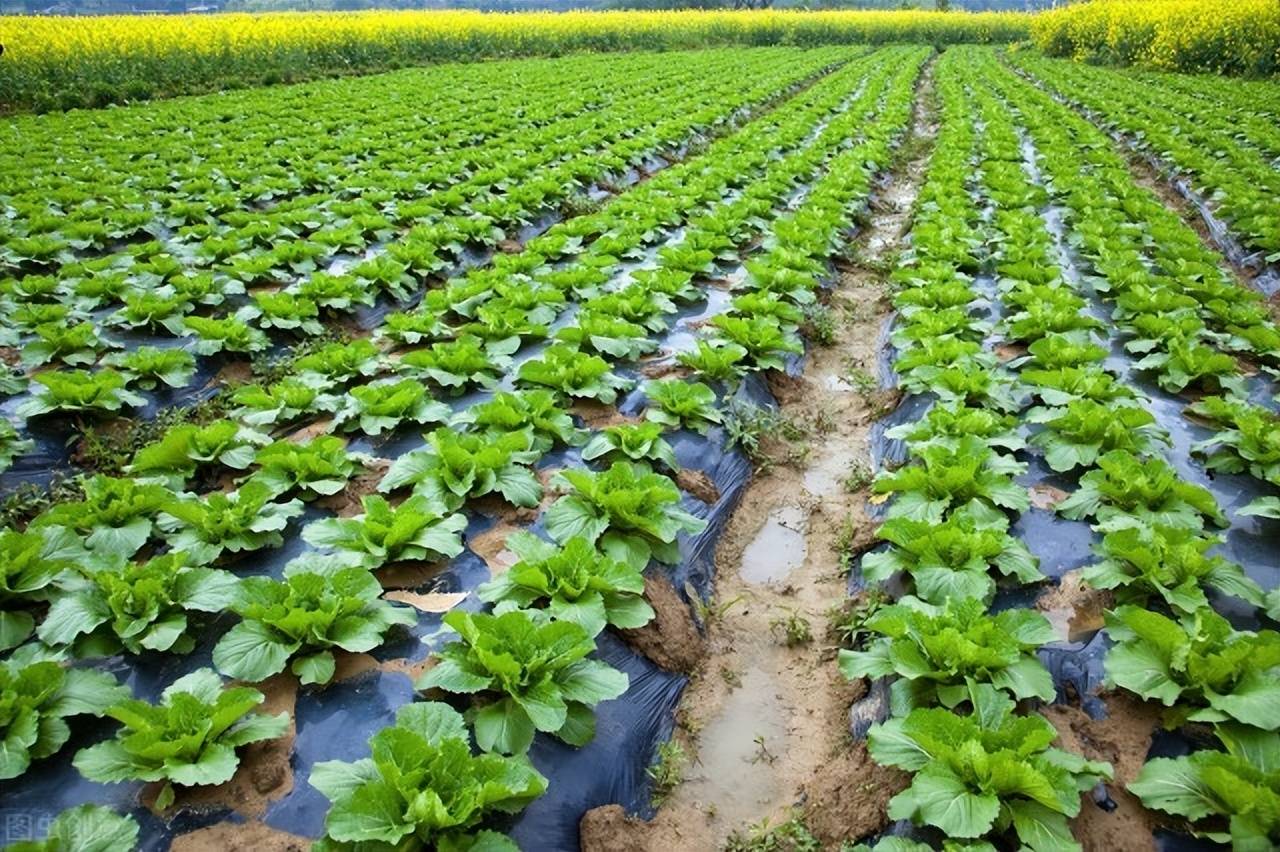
[739,506,809,584]
[678,665,790,834]
[803,447,855,493]
[802,443,865,499]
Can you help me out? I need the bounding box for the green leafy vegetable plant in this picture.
[581,421,678,470]
[1056,450,1226,531]
[867,684,1112,850]
[331,378,451,436]
[230,376,338,428]
[1026,399,1167,472]
[73,667,290,809]
[1083,525,1263,613]
[127,420,269,488]
[397,334,512,393]
[543,462,707,568]
[213,562,414,685]
[302,494,467,571]
[31,475,172,562]
[2,804,139,852]
[18,370,145,418]
[379,428,543,510]
[253,436,358,498]
[516,343,632,404]
[643,379,722,434]
[157,478,305,565]
[38,552,239,656]
[451,389,585,453]
[417,608,629,755]
[676,340,749,385]
[838,598,1055,715]
[0,527,83,650]
[861,500,1040,605]
[871,436,1029,523]
[0,658,130,781]
[102,346,197,391]
[1129,723,1280,849]
[309,701,545,851]
[476,533,654,637]
[1104,605,1280,730]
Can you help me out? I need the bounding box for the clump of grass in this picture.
[769,608,813,647]
[646,739,687,807]
[827,589,889,650]
[75,393,230,476]
[724,813,826,852]
[724,400,809,472]
[0,476,85,530]
[691,593,744,629]
[844,365,879,395]
[843,459,874,493]
[802,303,837,347]
[833,513,869,577]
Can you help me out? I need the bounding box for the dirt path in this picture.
[580,58,939,852]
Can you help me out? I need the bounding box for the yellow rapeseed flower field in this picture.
[1032,0,1280,76]
[0,9,1028,113]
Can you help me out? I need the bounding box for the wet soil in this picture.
[619,574,707,675]
[1044,693,1162,852]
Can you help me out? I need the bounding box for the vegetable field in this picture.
[1,18,1279,852]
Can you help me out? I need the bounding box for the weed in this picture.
[723,813,824,852]
[783,442,811,469]
[867,252,899,276]
[723,399,775,462]
[810,408,836,435]
[833,513,871,577]
[0,476,84,530]
[844,365,879,395]
[719,665,742,689]
[646,739,686,807]
[692,594,744,628]
[74,393,230,477]
[559,193,603,219]
[751,734,777,765]
[828,590,889,649]
[723,400,808,470]
[842,459,873,493]
[801,303,837,347]
[250,330,349,385]
[769,608,813,647]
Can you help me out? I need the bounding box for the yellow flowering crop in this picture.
[0,9,1029,113]
[1032,0,1280,76]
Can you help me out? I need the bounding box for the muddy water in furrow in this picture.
[577,60,938,852]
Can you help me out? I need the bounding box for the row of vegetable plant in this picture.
[0,45,929,849]
[0,47,848,467]
[847,44,1280,851]
[1008,50,1280,259]
[845,48,1111,852]
[980,45,1280,848]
